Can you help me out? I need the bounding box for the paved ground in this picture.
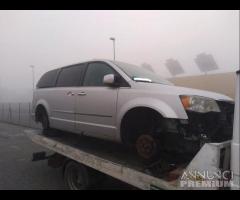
[0,122,134,190]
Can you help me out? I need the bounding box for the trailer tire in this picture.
[64,161,91,190]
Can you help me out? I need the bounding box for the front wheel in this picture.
[135,134,160,161]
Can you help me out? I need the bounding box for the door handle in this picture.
[67,91,75,96]
[78,91,86,96]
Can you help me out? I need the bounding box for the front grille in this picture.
[183,101,234,143]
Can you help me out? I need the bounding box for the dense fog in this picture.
[0,10,239,102]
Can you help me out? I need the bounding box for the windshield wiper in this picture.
[132,77,152,83]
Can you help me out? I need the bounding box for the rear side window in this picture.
[37,69,59,88]
[56,64,86,87]
[83,62,115,86]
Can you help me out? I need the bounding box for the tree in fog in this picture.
[141,63,154,72]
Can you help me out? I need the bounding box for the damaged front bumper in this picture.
[160,100,234,159]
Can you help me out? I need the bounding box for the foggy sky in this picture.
[0,10,239,101]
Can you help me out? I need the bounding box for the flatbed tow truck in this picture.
[25,70,240,190]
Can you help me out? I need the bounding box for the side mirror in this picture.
[103,74,120,87]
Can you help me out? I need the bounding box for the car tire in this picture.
[135,134,160,162]
[64,161,91,190]
[41,109,49,130]
[39,109,54,136]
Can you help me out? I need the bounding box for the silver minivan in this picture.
[33,59,234,160]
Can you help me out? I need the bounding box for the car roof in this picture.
[58,59,114,69]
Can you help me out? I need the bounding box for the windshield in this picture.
[112,61,172,85]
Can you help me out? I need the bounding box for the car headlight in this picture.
[180,95,220,113]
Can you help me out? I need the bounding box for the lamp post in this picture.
[29,65,35,91]
[110,37,116,60]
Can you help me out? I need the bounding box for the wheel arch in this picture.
[119,97,179,119]
[116,97,185,143]
[34,100,50,122]
[117,97,178,127]
[119,105,164,145]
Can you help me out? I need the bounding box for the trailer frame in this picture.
[26,130,179,190]
[26,127,233,190]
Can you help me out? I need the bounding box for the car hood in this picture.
[133,82,234,102]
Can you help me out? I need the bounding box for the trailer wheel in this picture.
[64,161,91,190]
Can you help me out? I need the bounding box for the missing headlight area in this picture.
[159,101,234,163]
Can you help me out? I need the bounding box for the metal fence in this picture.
[0,102,41,129]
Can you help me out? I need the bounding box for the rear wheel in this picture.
[38,109,54,136]
[41,110,49,131]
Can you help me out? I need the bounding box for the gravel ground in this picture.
[0,122,134,190]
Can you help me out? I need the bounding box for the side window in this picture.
[37,69,59,88]
[83,62,115,86]
[56,64,85,87]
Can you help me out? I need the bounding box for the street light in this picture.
[29,65,35,91]
[110,37,116,60]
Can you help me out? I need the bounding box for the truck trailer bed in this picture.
[25,129,232,190]
[25,129,181,190]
